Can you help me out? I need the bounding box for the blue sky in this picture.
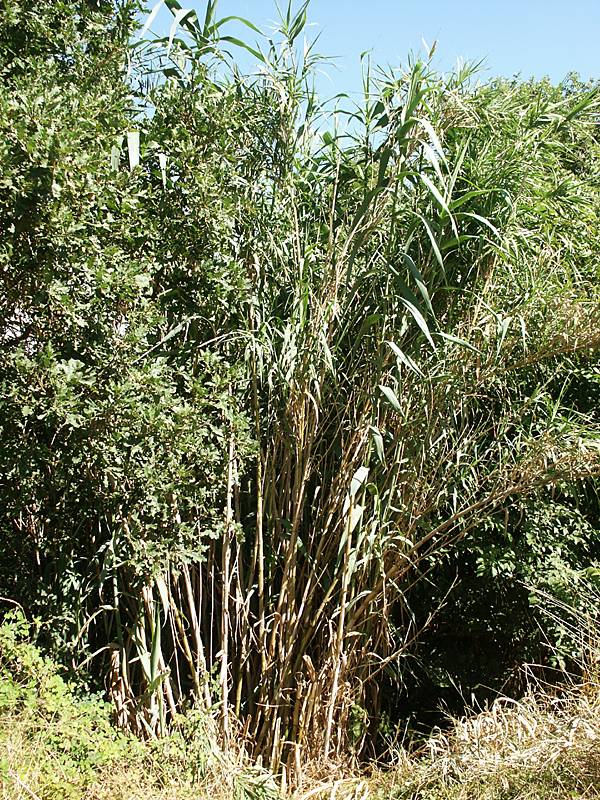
[144,0,600,96]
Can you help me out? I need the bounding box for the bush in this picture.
[0,610,139,798]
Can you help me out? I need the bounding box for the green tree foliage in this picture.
[0,0,253,673]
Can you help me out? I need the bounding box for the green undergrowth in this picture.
[4,611,600,800]
[0,612,278,800]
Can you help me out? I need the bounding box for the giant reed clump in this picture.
[0,0,599,783]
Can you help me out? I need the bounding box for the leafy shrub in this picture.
[0,610,140,798]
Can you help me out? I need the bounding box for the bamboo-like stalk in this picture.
[323,509,353,759]
[180,564,212,709]
[221,426,236,746]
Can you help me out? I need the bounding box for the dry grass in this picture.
[294,673,600,800]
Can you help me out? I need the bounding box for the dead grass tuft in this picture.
[294,674,600,800]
